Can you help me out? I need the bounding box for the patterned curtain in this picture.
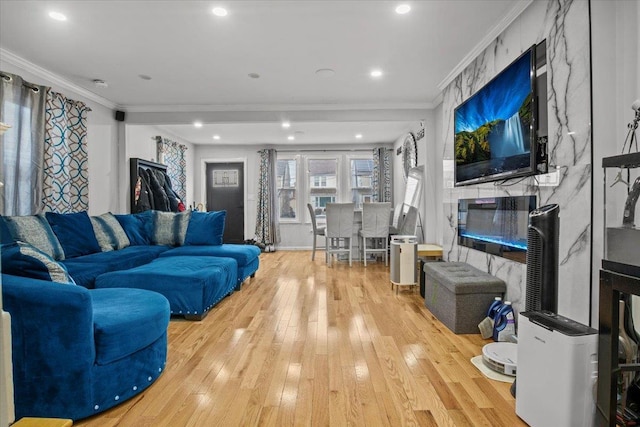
[42,90,90,213]
[156,136,187,202]
[0,72,47,215]
[372,147,392,202]
[255,149,280,248]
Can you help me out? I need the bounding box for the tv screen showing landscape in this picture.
[454,47,536,186]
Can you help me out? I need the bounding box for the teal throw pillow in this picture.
[45,211,101,258]
[184,210,226,246]
[114,211,153,245]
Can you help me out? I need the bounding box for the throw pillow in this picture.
[184,210,226,246]
[90,212,131,251]
[3,214,65,260]
[114,211,153,246]
[1,241,75,284]
[45,211,102,259]
[153,211,191,246]
[0,216,14,245]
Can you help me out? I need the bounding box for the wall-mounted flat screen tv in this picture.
[454,46,540,186]
[458,195,536,263]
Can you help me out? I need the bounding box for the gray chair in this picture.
[307,203,325,261]
[359,202,391,266]
[325,203,355,267]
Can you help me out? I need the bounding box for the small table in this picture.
[416,244,443,298]
[417,244,443,259]
[12,418,73,427]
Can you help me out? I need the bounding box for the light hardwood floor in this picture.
[75,251,526,427]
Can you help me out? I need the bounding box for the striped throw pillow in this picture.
[4,215,65,260]
[153,211,191,246]
[1,241,75,284]
[91,212,131,251]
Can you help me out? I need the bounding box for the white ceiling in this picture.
[0,0,527,145]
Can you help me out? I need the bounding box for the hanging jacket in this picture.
[156,170,180,212]
[134,167,153,212]
[146,167,170,211]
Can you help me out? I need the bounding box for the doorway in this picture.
[205,161,245,243]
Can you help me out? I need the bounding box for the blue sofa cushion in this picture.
[90,288,170,365]
[45,211,101,258]
[162,243,261,265]
[1,241,75,284]
[61,246,170,289]
[184,210,226,246]
[4,214,65,260]
[95,256,238,317]
[90,212,130,251]
[114,211,153,245]
[61,261,112,289]
[0,216,13,244]
[152,211,191,246]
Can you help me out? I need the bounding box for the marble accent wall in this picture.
[440,0,592,324]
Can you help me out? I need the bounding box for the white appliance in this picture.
[516,311,598,427]
[390,235,417,291]
[482,342,517,376]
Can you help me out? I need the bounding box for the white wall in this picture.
[440,0,593,323]
[0,63,119,215]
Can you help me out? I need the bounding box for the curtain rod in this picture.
[261,148,393,153]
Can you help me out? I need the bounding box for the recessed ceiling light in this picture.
[138,74,152,81]
[370,69,383,78]
[248,73,260,79]
[282,121,291,129]
[287,135,295,141]
[49,11,67,21]
[194,122,203,128]
[212,7,228,17]
[355,134,363,139]
[92,79,108,88]
[213,135,221,140]
[395,4,411,14]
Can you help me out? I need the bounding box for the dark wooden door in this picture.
[205,162,244,243]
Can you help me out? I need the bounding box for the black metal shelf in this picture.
[597,267,640,426]
[602,152,640,169]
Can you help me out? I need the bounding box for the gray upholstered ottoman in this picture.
[423,262,506,334]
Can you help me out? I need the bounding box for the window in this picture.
[350,158,374,209]
[277,158,297,220]
[275,151,384,224]
[308,158,337,218]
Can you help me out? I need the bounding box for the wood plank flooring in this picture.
[75,251,525,427]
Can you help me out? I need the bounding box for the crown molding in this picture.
[0,48,118,110]
[123,102,435,114]
[437,0,533,92]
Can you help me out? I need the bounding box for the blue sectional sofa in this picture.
[0,209,261,420]
[2,274,170,421]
